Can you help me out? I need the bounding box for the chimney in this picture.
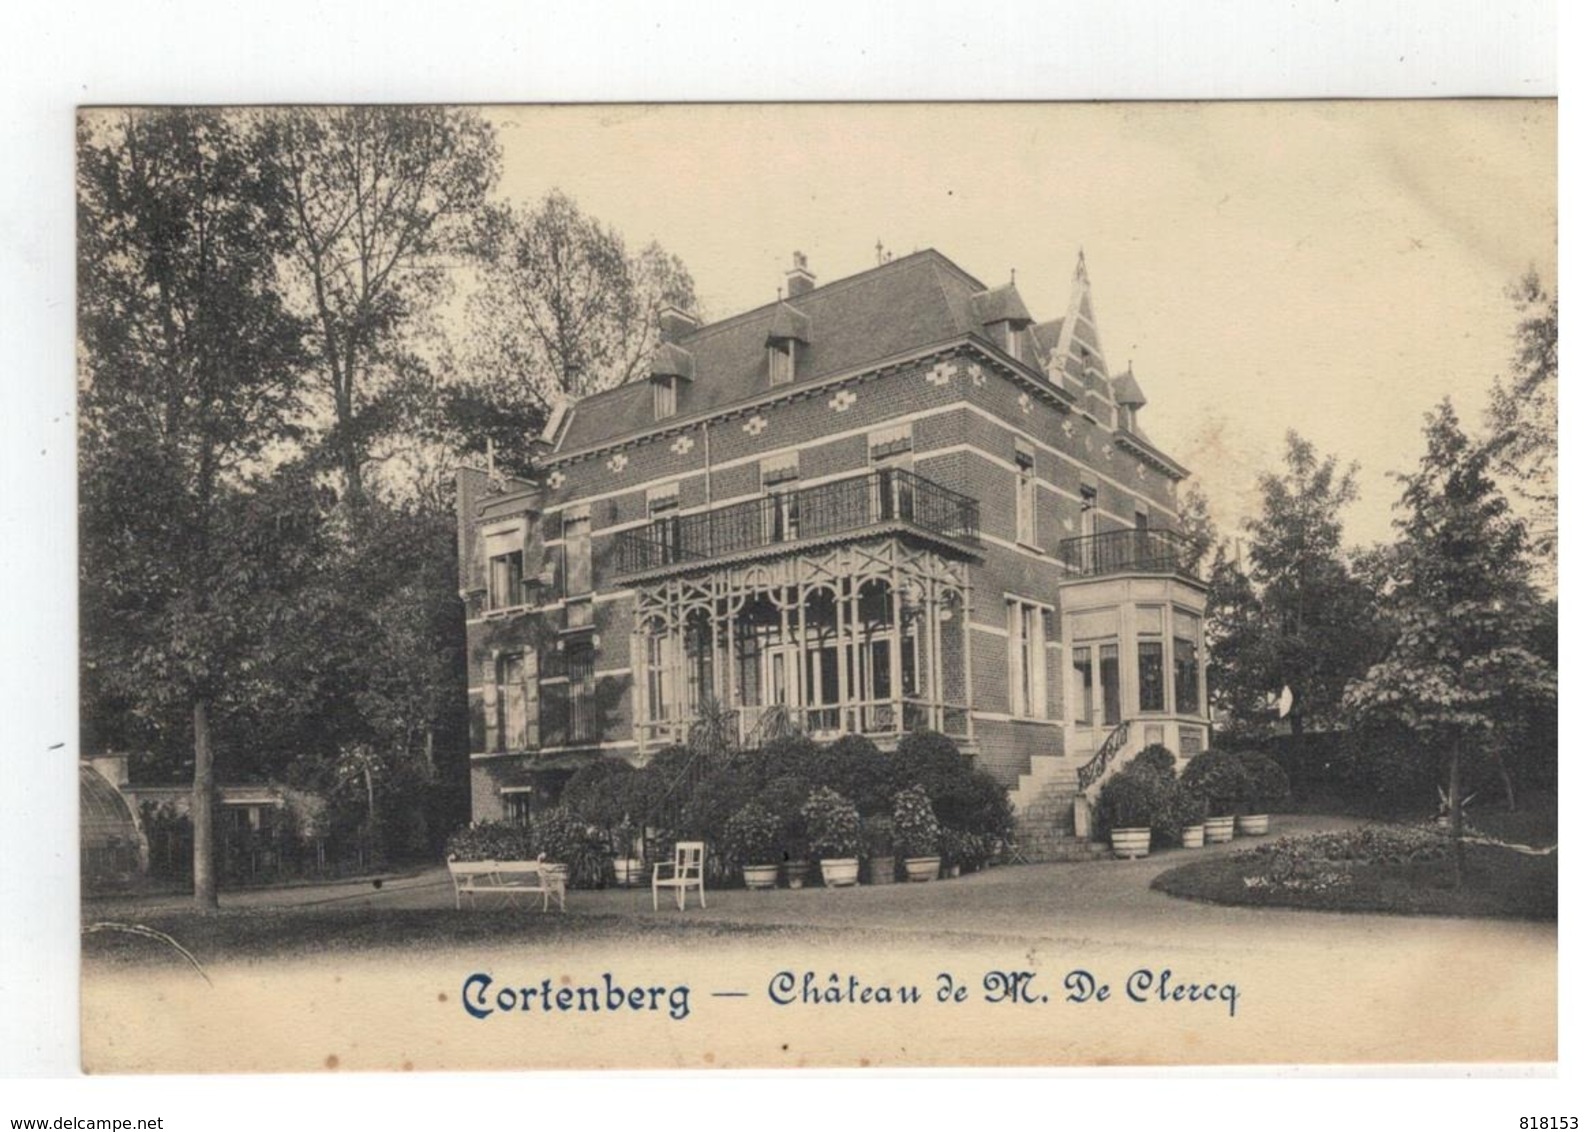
[658,305,701,344]
[785,251,816,298]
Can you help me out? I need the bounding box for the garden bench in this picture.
[448,856,567,912]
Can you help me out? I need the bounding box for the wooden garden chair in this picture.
[652,841,706,911]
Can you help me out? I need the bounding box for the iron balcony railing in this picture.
[614,468,980,575]
[1056,527,1202,581]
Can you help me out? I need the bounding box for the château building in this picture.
[456,249,1208,847]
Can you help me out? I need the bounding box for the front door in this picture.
[1070,639,1121,755]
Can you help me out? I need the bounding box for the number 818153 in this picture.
[1521,1119,1578,1129]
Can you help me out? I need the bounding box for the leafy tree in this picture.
[452,190,696,472]
[79,108,311,910]
[1175,481,1218,575]
[269,106,500,502]
[1238,432,1382,735]
[1344,401,1555,884]
[1203,542,1270,740]
[1486,270,1557,577]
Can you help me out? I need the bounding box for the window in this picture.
[870,425,914,521]
[768,342,794,386]
[1138,605,1165,713]
[653,376,677,420]
[645,627,672,723]
[1015,443,1036,546]
[484,524,525,609]
[564,641,598,744]
[1174,609,1202,715]
[562,513,591,597]
[1138,640,1165,713]
[1007,599,1047,718]
[489,549,523,610]
[500,653,532,751]
[1099,643,1121,726]
[1072,646,1094,726]
[648,486,680,563]
[1080,486,1097,538]
[761,453,801,541]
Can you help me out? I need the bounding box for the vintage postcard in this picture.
[76,101,1557,1072]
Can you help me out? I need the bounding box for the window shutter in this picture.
[523,648,540,748]
[1033,607,1048,719]
[1006,601,1021,716]
[482,651,501,753]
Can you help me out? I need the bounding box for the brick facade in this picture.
[459,249,1209,823]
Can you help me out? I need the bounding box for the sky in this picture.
[485,101,1556,551]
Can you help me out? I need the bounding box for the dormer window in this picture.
[769,341,795,386]
[653,375,678,420]
[766,300,810,388]
[648,340,693,420]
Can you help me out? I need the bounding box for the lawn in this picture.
[1152,809,1557,921]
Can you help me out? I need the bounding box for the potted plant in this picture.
[862,814,897,884]
[1181,751,1253,843]
[722,801,781,889]
[1170,783,1209,848]
[1096,773,1165,859]
[892,784,942,882]
[938,828,973,878]
[1235,751,1291,836]
[757,775,810,888]
[802,787,861,887]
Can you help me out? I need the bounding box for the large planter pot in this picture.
[903,855,941,882]
[783,860,809,890]
[865,856,897,885]
[611,857,643,887]
[1205,815,1237,843]
[819,858,860,888]
[1109,828,1152,860]
[1180,824,1206,849]
[1237,814,1270,836]
[742,863,779,890]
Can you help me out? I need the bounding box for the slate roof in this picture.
[1032,317,1065,360]
[554,249,1000,455]
[1112,367,1147,406]
[971,281,1034,326]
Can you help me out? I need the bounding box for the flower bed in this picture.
[1151,821,1555,920]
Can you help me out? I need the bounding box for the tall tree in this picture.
[1344,401,1554,883]
[453,190,696,471]
[78,108,308,909]
[270,106,499,503]
[1175,481,1218,575]
[1486,270,1558,575]
[1240,432,1380,734]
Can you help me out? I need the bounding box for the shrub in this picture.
[561,759,641,853]
[893,730,1015,845]
[721,802,781,867]
[755,774,811,861]
[1125,743,1178,785]
[1237,751,1292,812]
[446,820,537,862]
[822,733,896,816]
[1181,750,1254,816]
[531,806,610,888]
[802,787,861,859]
[892,784,942,857]
[1096,772,1169,835]
[1166,782,1209,833]
[939,827,988,871]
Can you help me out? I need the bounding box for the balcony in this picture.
[614,469,980,578]
[1056,528,1202,582]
